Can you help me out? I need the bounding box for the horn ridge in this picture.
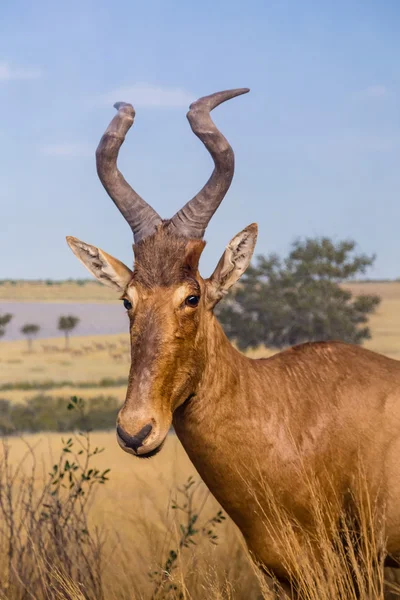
[96,102,161,243]
[168,88,250,239]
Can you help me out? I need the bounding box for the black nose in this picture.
[117,423,152,452]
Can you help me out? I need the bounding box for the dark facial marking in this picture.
[117,423,152,451]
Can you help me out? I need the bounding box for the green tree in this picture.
[21,323,40,352]
[0,313,13,339]
[217,237,381,350]
[57,315,80,349]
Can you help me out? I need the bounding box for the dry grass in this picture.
[244,454,400,600]
[0,431,261,600]
[0,334,130,387]
[1,281,400,597]
[1,431,400,599]
[2,385,126,405]
[342,282,400,360]
[0,281,115,302]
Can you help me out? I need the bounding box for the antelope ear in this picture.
[66,236,133,292]
[206,224,258,307]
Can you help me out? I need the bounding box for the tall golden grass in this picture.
[2,281,400,597]
[0,430,262,600]
[244,458,400,599]
[0,429,399,599]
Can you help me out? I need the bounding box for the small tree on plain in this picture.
[21,323,40,352]
[0,313,13,339]
[57,315,80,350]
[217,237,381,350]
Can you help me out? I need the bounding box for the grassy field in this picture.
[2,424,399,598]
[0,334,130,403]
[343,282,400,360]
[1,430,259,599]
[0,280,116,302]
[2,278,400,306]
[1,281,400,390]
[1,281,400,598]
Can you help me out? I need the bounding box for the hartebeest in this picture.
[67,89,400,592]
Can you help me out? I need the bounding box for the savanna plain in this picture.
[1,281,400,599]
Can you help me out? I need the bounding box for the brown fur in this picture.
[68,227,400,592]
[173,321,400,581]
[124,231,400,586]
[132,224,205,289]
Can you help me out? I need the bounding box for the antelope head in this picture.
[67,89,257,458]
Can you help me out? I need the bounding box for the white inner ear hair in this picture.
[74,242,116,286]
[228,232,254,271]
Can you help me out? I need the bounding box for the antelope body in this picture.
[67,89,400,590]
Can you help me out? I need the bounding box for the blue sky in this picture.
[1,0,399,280]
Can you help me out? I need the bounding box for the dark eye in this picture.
[123,298,132,310]
[185,295,200,308]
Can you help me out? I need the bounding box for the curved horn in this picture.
[169,88,249,239]
[96,102,161,243]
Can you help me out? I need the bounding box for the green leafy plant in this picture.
[0,397,111,599]
[217,237,381,349]
[150,475,226,599]
[0,393,120,434]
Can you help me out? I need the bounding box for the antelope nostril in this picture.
[117,423,153,452]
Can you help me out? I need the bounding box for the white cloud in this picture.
[39,143,92,158]
[363,85,388,98]
[101,83,195,108]
[0,61,43,81]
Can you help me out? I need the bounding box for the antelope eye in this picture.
[123,298,132,310]
[185,295,200,308]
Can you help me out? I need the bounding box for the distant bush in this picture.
[0,399,14,434]
[21,323,40,351]
[0,377,128,392]
[99,376,128,387]
[0,395,120,434]
[58,314,80,349]
[0,313,13,339]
